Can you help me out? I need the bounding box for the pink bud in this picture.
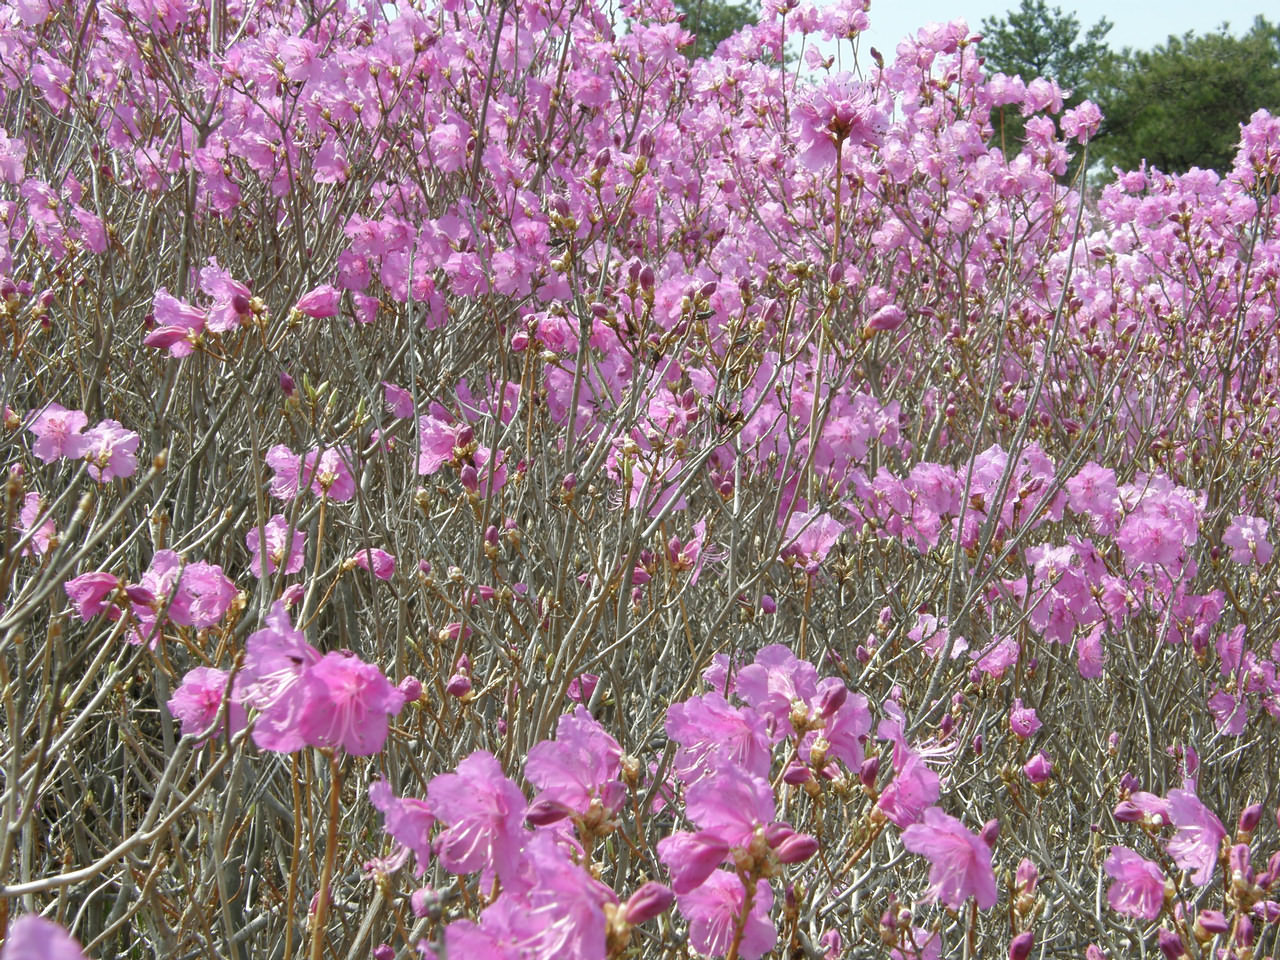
[1240,802,1264,833]
[125,585,155,606]
[1157,928,1185,960]
[760,594,777,614]
[445,673,472,698]
[398,676,423,702]
[1023,751,1053,784]
[279,371,296,396]
[624,881,674,925]
[525,796,573,826]
[815,682,848,718]
[783,761,812,785]
[1113,801,1143,822]
[775,832,820,864]
[373,945,394,960]
[1016,857,1038,893]
[562,473,577,492]
[1196,909,1228,935]
[981,818,1000,847]
[638,265,654,291]
[866,303,906,332]
[459,465,478,492]
[764,822,794,847]
[231,293,251,315]
[859,755,880,789]
[1009,931,1034,960]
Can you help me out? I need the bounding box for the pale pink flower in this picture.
[875,752,940,828]
[677,872,775,960]
[1104,846,1166,920]
[233,601,324,752]
[27,402,87,462]
[1224,515,1272,565]
[64,571,121,620]
[525,706,623,816]
[1167,789,1226,886]
[16,493,55,556]
[427,750,529,887]
[901,806,998,909]
[297,652,404,755]
[1009,698,1041,737]
[294,283,340,318]
[246,515,306,577]
[80,419,140,481]
[369,780,435,875]
[167,666,246,740]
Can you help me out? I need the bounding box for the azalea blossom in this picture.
[1103,846,1166,920]
[900,806,998,910]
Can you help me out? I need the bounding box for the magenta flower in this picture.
[64,571,121,620]
[735,643,819,734]
[297,652,404,755]
[293,283,340,318]
[1009,699,1041,737]
[1167,788,1227,886]
[0,915,89,960]
[677,871,776,960]
[525,706,623,816]
[303,447,356,501]
[1023,751,1053,784]
[900,806,998,910]
[245,515,306,577]
[349,547,395,581]
[144,288,206,357]
[369,779,435,875]
[875,752,940,828]
[427,750,529,887]
[167,666,246,740]
[382,381,414,418]
[1224,515,1273,565]
[684,763,775,848]
[80,419,140,481]
[168,561,237,628]
[27,402,87,462]
[1104,846,1166,920]
[233,601,324,753]
[517,831,617,959]
[665,692,773,781]
[266,444,305,499]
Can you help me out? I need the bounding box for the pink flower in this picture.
[16,493,55,556]
[245,515,306,577]
[144,288,206,357]
[875,752,940,828]
[64,571,121,620]
[1167,789,1226,886]
[297,652,404,755]
[303,447,356,500]
[369,779,435,875]
[1224,515,1272,565]
[1023,751,1053,783]
[382,381,414,418]
[233,601,324,752]
[684,763,774,848]
[0,914,89,960]
[266,444,305,499]
[525,706,623,816]
[168,561,237,628]
[294,283,340,318]
[781,509,846,567]
[1009,699,1041,737]
[665,692,773,781]
[677,872,776,960]
[901,806,998,910]
[735,643,819,734]
[427,750,529,887]
[80,419,140,481]
[27,402,87,462]
[1104,846,1166,920]
[349,547,395,581]
[167,666,246,740]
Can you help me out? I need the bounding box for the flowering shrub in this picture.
[2,0,1280,957]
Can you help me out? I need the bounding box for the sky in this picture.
[846,0,1270,63]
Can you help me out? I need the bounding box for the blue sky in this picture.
[848,0,1270,61]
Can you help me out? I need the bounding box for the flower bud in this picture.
[1113,801,1143,822]
[1240,802,1264,835]
[525,796,573,826]
[859,755,880,790]
[764,822,795,848]
[775,832,820,864]
[638,265,655,291]
[445,673,472,698]
[398,675,423,702]
[815,682,848,719]
[1009,931,1034,960]
[1237,914,1255,946]
[1023,751,1053,784]
[624,881,674,925]
[1157,928,1187,960]
[1193,909,1228,941]
[410,887,440,919]
[761,594,777,614]
[783,761,812,785]
[981,818,1000,847]
[373,945,394,960]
